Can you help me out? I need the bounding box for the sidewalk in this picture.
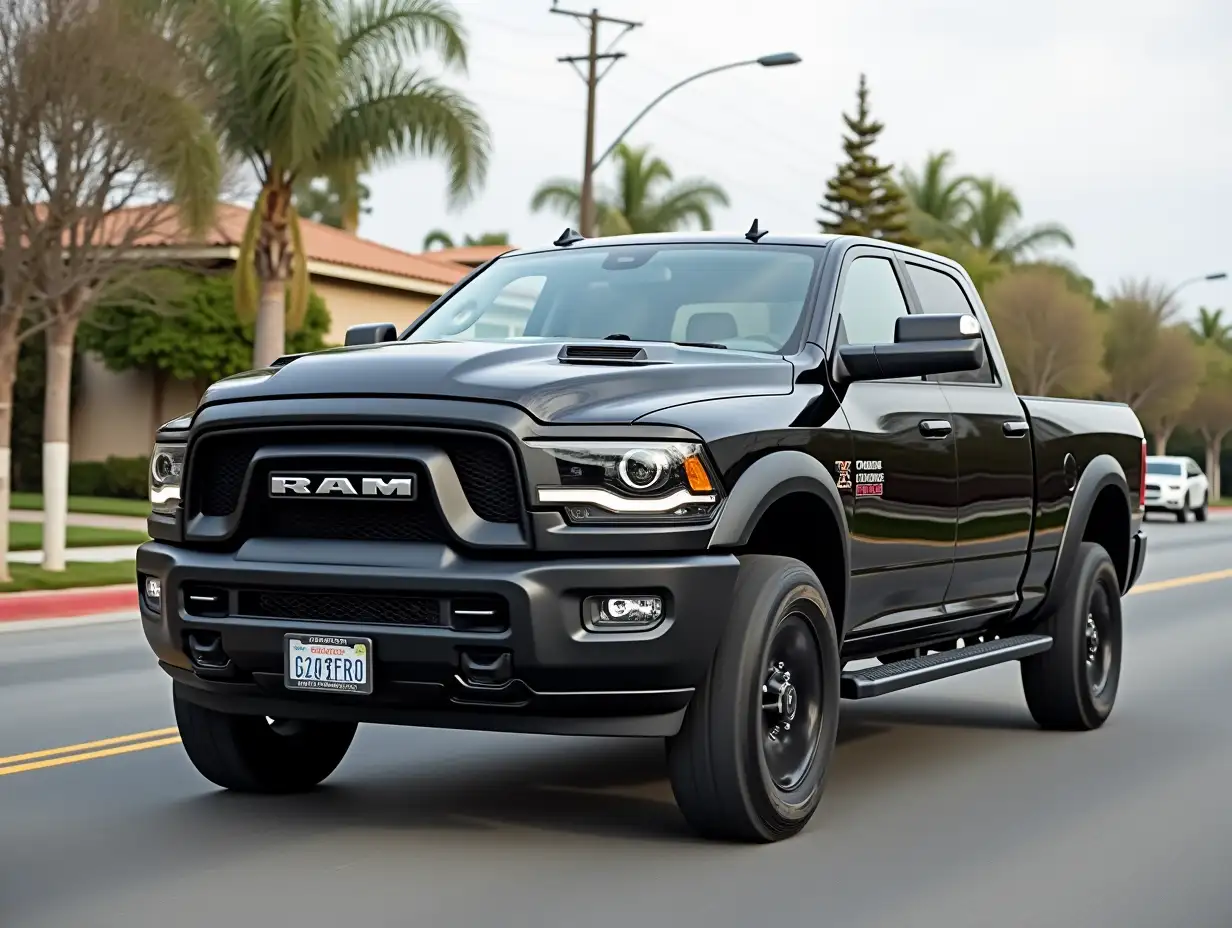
[9,509,147,532]
[7,544,141,564]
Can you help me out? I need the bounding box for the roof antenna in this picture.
[554,227,584,247]
[745,218,768,243]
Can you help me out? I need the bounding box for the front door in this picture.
[831,249,958,632]
[901,258,1033,614]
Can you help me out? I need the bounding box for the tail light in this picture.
[1138,439,1147,508]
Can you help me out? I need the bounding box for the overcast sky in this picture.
[359,0,1231,320]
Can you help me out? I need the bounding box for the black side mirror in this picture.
[836,312,984,382]
[344,323,398,347]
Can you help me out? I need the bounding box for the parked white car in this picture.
[1144,455,1209,522]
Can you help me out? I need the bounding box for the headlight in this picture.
[149,442,185,514]
[528,440,721,524]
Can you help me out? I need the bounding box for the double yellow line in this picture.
[0,727,180,777]
[1,566,1230,781]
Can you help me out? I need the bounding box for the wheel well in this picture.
[738,492,847,630]
[1082,485,1130,589]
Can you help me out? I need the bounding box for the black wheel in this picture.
[1020,541,1122,731]
[667,555,841,842]
[173,684,357,793]
[1195,492,1208,522]
[1176,498,1189,523]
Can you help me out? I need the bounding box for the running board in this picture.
[841,634,1053,699]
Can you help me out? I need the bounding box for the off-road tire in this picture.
[667,555,841,842]
[1021,541,1122,731]
[173,684,357,793]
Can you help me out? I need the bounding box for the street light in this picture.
[580,52,802,235]
[1164,271,1227,312]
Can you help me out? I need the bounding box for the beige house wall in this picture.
[70,274,440,462]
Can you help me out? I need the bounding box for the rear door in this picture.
[829,247,958,632]
[901,258,1033,614]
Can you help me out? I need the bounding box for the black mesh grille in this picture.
[239,589,443,625]
[186,428,521,526]
[253,495,448,543]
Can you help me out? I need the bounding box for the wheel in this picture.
[667,555,841,842]
[1176,498,1189,523]
[173,684,357,793]
[1020,541,1122,731]
[1195,492,1208,522]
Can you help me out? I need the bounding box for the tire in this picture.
[173,684,357,793]
[1176,498,1189,523]
[1020,541,1122,731]
[667,555,841,842]
[1195,492,1208,522]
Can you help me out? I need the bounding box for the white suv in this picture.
[1145,455,1210,522]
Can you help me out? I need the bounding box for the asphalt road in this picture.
[3,515,1232,928]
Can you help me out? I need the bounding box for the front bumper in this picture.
[137,540,739,738]
[1124,529,1148,594]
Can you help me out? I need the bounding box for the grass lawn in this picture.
[10,492,150,518]
[8,522,148,550]
[0,560,135,593]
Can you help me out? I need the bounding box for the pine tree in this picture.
[819,75,918,246]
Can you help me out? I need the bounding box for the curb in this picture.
[0,584,136,623]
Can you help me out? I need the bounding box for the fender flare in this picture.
[708,451,851,629]
[1039,453,1131,616]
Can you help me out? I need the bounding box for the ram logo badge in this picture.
[269,473,416,499]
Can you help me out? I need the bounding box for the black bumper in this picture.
[136,540,739,737]
[1124,529,1148,594]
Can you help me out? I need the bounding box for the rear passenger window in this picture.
[905,262,996,385]
[836,257,910,345]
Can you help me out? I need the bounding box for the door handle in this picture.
[919,419,952,439]
[1002,420,1029,438]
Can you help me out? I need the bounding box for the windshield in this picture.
[1147,460,1184,477]
[405,243,822,353]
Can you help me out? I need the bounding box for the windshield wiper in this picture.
[674,341,727,349]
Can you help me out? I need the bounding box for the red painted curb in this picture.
[0,584,136,622]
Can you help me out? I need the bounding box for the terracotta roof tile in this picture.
[421,244,515,266]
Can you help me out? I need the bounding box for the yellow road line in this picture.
[0,726,178,767]
[0,735,181,777]
[1129,568,1232,596]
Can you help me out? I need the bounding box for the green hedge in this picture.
[67,455,149,499]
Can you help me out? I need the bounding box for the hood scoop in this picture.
[558,344,652,365]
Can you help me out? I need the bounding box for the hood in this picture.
[198,339,795,424]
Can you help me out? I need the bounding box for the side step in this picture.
[841,634,1053,699]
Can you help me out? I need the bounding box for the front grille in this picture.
[251,495,449,543]
[186,428,522,529]
[239,589,444,625]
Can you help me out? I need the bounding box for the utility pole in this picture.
[551,4,641,237]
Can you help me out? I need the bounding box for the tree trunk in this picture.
[149,367,167,445]
[1214,430,1230,501]
[1152,427,1173,456]
[42,315,80,572]
[0,321,20,584]
[251,275,287,369]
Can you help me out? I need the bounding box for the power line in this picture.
[549,4,642,236]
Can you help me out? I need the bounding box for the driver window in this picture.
[837,256,910,344]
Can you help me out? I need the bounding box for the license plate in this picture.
[284,634,373,695]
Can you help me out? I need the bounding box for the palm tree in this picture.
[530,143,729,236]
[900,150,974,242]
[962,177,1074,264]
[422,229,509,250]
[1193,307,1231,348]
[294,173,372,231]
[175,0,490,367]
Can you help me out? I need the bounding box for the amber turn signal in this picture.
[683,455,713,493]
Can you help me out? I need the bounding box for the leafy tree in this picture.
[1102,297,1202,453]
[1108,277,1184,323]
[962,177,1073,264]
[984,268,1107,398]
[900,150,974,243]
[531,143,728,236]
[78,271,332,438]
[818,74,916,246]
[1181,344,1232,499]
[294,174,373,231]
[173,0,491,368]
[422,229,510,250]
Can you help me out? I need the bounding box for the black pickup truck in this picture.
[138,229,1148,843]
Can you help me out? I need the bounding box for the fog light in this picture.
[144,576,161,605]
[584,595,664,632]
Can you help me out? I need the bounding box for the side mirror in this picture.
[344,322,398,347]
[836,312,984,382]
